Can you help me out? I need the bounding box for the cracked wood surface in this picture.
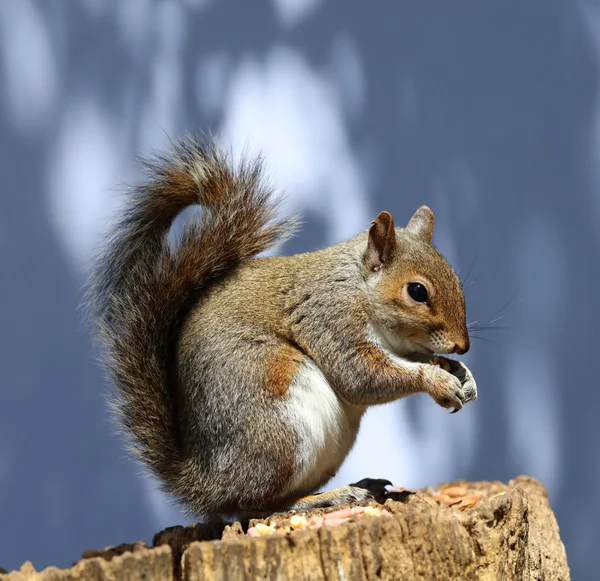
[1,476,570,581]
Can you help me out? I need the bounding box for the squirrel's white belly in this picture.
[282,360,365,497]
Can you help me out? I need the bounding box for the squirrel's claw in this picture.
[350,478,393,502]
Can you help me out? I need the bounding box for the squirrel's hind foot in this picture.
[284,478,392,511]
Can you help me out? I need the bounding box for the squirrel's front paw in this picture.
[425,366,465,412]
[442,359,477,404]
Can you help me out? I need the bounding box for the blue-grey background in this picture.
[0,0,596,577]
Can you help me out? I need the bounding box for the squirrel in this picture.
[86,136,477,519]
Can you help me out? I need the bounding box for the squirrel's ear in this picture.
[365,211,397,271]
[406,206,434,242]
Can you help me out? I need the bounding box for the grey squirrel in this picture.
[86,137,477,518]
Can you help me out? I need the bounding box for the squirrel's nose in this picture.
[453,340,470,355]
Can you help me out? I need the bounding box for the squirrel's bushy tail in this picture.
[85,137,295,502]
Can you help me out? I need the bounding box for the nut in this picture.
[430,356,452,372]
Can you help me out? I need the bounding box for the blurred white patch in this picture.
[328,35,365,122]
[331,404,419,489]
[410,388,478,483]
[505,348,561,494]
[220,46,369,245]
[0,0,58,135]
[46,97,123,273]
[195,52,232,118]
[138,1,186,155]
[504,218,564,496]
[271,0,324,28]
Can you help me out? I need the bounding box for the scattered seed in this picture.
[255,523,274,536]
[324,507,353,520]
[290,515,308,530]
[246,481,486,539]
[442,486,468,498]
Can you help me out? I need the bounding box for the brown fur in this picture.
[265,343,304,396]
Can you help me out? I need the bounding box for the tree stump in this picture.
[1,476,570,580]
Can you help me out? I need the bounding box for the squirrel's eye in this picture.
[407,282,428,303]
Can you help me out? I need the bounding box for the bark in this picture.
[1,476,569,581]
